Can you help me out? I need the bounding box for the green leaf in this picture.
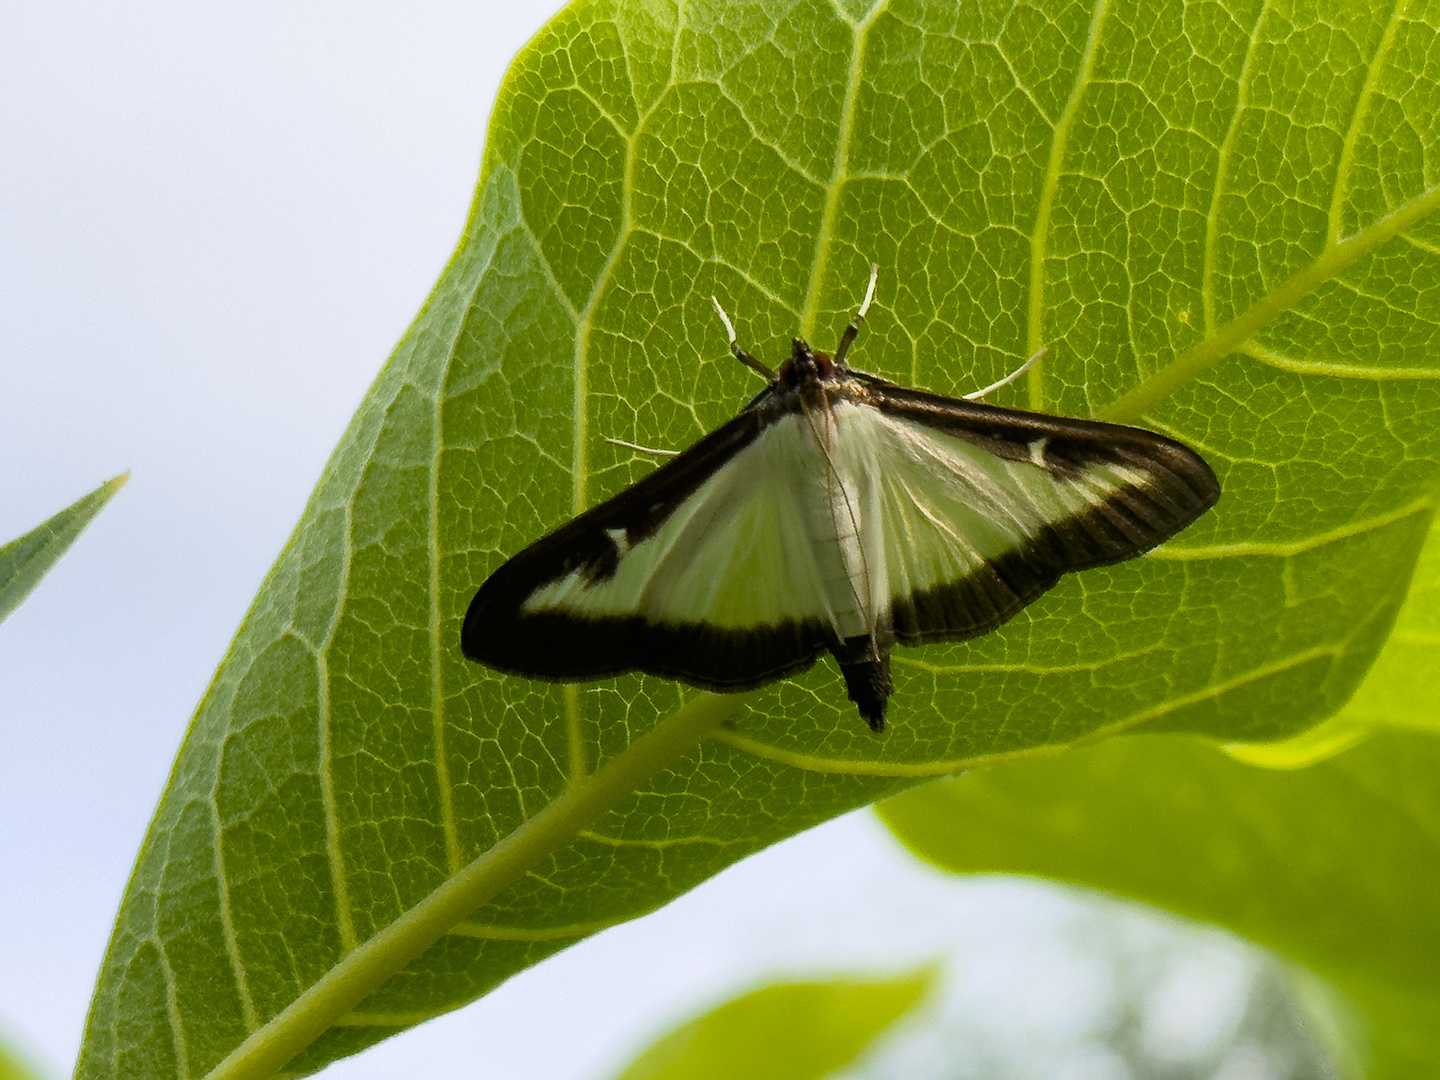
[1217,499,1440,768]
[885,492,1440,1072]
[0,475,127,627]
[610,970,933,1080]
[79,0,1440,1077]
[1332,505,1440,733]
[878,730,1440,1078]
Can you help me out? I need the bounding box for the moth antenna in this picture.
[710,295,776,381]
[964,345,1048,401]
[834,262,879,367]
[857,262,879,320]
[605,436,680,458]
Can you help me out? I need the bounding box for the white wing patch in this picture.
[521,400,1152,636]
[833,405,1149,623]
[521,413,844,632]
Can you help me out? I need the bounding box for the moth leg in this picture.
[710,296,776,381]
[964,346,1048,401]
[604,436,679,458]
[833,262,880,367]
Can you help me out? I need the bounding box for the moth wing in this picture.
[831,386,1219,643]
[462,408,847,690]
[464,378,1221,691]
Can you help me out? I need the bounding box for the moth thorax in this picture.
[779,338,836,391]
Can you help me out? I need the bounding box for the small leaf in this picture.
[0,1027,50,1080]
[79,0,1440,1076]
[0,474,127,627]
[610,970,933,1080]
[878,730,1440,1078]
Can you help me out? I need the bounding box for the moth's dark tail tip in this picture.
[840,656,892,734]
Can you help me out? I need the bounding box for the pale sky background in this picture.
[0,4,1259,1078]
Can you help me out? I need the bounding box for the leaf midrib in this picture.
[204,692,752,1080]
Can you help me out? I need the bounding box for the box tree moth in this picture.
[462,268,1220,731]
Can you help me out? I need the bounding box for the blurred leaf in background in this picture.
[75,0,1440,1076]
[880,737,1438,1074]
[602,916,1345,1080]
[880,509,1440,1076]
[0,1025,49,1080]
[611,969,932,1080]
[846,908,1346,1080]
[0,475,126,627]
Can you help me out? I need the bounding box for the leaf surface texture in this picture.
[78,1,1440,1076]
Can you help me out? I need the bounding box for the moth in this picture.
[462,268,1220,731]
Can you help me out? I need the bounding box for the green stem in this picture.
[204,690,752,1080]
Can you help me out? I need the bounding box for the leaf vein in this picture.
[1201,0,1272,335]
[1390,631,1440,645]
[576,828,740,850]
[1024,0,1111,412]
[891,652,1157,676]
[635,227,791,310]
[1402,231,1440,257]
[1150,496,1434,560]
[557,19,689,778]
[316,508,358,953]
[798,0,889,336]
[431,301,480,875]
[447,915,634,941]
[514,215,581,324]
[210,798,259,1032]
[157,932,192,1080]
[714,646,1345,776]
[1241,341,1440,381]
[1328,0,1411,247]
[709,80,828,187]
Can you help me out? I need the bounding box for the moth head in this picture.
[779,338,836,389]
